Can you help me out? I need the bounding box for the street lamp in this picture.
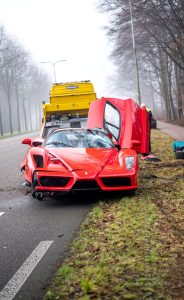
[129,0,141,105]
[40,60,67,82]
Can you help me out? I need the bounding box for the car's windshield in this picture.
[44,129,115,149]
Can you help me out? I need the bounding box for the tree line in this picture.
[0,26,51,136]
[98,0,184,121]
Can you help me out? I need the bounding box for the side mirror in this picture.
[22,138,32,146]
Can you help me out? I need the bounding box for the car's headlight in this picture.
[125,156,135,170]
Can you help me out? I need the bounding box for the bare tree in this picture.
[98,0,184,120]
[0,25,51,135]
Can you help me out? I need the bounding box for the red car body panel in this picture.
[87,98,150,154]
[22,147,138,192]
[21,98,149,194]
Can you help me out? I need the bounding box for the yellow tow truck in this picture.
[41,80,96,138]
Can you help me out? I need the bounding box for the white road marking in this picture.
[0,212,5,217]
[0,240,53,300]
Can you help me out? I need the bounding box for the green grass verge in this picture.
[45,129,184,300]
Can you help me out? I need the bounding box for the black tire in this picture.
[175,151,184,159]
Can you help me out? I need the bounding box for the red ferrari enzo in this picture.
[21,98,150,200]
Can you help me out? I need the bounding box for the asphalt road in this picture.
[0,132,94,300]
[157,120,184,140]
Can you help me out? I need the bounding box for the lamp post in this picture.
[129,0,141,105]
[40,60,67,82]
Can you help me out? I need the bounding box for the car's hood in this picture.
[47,148,117,174]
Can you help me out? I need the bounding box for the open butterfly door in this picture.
[87,97,150,154]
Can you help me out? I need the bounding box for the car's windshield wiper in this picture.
[45,142,74,147]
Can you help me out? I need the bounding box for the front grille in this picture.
[72,180,99,190]
[101,177,131,187]
[40,176,70,187]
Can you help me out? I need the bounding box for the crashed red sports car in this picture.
[20,98,150,200]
